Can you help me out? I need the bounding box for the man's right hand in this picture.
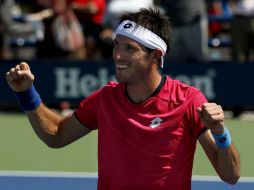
[5,62,35,92]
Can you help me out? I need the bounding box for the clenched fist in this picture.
[5,62,34,92]
[197,103,225,135]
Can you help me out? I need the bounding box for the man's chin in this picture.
[115,76,124,83]
[115,70,132,83]
[115,73,122,82]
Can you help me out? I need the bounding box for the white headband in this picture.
[115,20,167,68]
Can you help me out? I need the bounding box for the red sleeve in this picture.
[74,88,101,130]
[184,91,208,138]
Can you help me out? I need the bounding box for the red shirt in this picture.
[75,76,207,190]
[66,0,105,24]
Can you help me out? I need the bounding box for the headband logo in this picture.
[123,23,133,29]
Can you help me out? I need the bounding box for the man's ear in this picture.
[153,49,163,63]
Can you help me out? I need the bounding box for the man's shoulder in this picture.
[166,76,200,91]
[100,80,122,94]
[103,80,119,88]
[164,76,202,102]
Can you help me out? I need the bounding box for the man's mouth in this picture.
[116,64,128,69]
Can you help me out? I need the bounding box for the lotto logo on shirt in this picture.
[150,117,163,128]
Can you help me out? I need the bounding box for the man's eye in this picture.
[126,45,136,51]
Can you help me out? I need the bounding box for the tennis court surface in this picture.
[0,171,253,190]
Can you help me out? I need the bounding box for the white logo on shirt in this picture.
[150,117,163,128]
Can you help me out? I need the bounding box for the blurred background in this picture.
[1,0,254,189]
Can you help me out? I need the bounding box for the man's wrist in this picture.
[212,127,232,149]
[14,85,42,111]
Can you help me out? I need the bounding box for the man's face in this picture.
[113,35,154,84]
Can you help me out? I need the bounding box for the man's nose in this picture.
[113,48,122,60]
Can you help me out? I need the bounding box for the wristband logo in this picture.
[219,137,226,143]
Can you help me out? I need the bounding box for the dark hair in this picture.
[118,8,172,53]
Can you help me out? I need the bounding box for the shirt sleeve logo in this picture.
[150,117,163,128]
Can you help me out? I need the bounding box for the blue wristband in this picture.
[14,85,42,111]
[212,127,232,149]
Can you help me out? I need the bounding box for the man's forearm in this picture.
[216,144,240,184]
[26,103,63,148]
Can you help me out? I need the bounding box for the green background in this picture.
[0,113,253,176]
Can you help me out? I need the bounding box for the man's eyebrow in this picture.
[113,39,140,50]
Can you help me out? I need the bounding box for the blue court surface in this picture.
[0,171,253,190]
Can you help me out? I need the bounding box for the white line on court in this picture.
[193,175,254,183]
[1,171,254,183]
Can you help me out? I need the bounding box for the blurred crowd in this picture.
[0,0,254,63]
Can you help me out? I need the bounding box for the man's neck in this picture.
[126,74,164,104]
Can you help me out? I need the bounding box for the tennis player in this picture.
[6,8,240,190]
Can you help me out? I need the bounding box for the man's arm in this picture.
[6,62,91,148]
[26,103,91,148]
[197,103,240,184]
[198,130,240,184]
